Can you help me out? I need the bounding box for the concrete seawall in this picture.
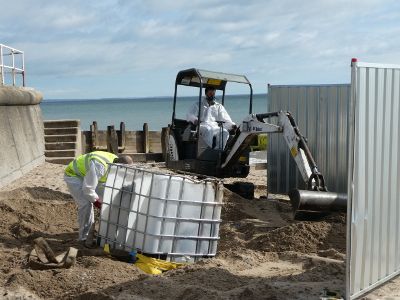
[0,86,45,188]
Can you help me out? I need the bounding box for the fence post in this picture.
[0,45,3,86]
[143,123,149,153]
[12,51,15,86]
[119,122,126,150]
[107,125,119,154]
[90,121,98,151]
[22,52,25,87]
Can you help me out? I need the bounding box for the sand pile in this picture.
[0,188,76,251]
[0,186,144,299]
[247,221,346,253]
[219,188,346,255]
[0,163,349,299]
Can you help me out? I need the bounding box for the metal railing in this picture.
[0,44,25,87]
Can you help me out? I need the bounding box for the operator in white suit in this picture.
[186,86,237,150]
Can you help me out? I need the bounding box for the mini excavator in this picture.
[165,68,347,219]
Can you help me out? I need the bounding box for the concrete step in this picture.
[45,149,76,157]
[44,119,80,128]
[45,142,76,150]
[45,134,77,143]
[45,157,74,165]
[44,127,79,135]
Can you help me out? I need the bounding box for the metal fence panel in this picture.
[347,61,400,299]
[267,84,351,194]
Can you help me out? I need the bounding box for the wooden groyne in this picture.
[43,120,166,164]
[82,121,166,162]
[44,120,267,165]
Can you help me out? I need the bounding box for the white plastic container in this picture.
[98,164,223,262]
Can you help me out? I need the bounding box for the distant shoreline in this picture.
[42,93,267,103]
[40,94,268,131]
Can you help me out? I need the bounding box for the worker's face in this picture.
[206,89,215,100]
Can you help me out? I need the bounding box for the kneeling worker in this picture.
[64,151,133,246]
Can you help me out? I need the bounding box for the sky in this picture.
[1,0,400,99]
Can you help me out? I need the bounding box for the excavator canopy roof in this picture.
[176,68,251,90]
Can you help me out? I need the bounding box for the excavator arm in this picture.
[221,111,346,219]
[222,111,325,190]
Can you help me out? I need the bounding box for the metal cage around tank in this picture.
[97,163,224,262]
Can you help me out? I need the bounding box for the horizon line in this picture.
[42,92,267,102]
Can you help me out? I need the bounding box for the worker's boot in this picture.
[83,223,97,248]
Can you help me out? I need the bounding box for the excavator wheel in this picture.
[166,132,179,161]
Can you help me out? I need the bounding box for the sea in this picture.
[41,94,268,131]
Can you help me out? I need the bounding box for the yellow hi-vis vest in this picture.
[65,151,118,183]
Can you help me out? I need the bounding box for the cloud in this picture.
[1,0,400,98]
[51,14,96,29]
[135,19,184,38]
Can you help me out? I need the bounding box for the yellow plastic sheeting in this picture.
[135,254,185,275]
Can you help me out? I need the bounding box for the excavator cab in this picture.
[166,68,254,177]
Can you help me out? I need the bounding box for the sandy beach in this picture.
[0,163,398,299]
[1,1,400,298]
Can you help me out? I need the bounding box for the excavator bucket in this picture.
[289,189,347,220]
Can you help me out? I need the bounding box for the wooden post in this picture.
[161,127,169,161]
[89,125,93,152]
[143,123,149,153]
[90,121,98,151]
[107,125,119,154]
[119,122,126,150]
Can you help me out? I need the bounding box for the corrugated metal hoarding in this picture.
[347,61,400,299]
[267,84,351,194]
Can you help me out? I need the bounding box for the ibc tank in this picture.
[98,164,223,262]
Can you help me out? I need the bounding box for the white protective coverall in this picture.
[64,160,106,241]
[186,98,235,149]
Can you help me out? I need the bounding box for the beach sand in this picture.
[0,163,397,299]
